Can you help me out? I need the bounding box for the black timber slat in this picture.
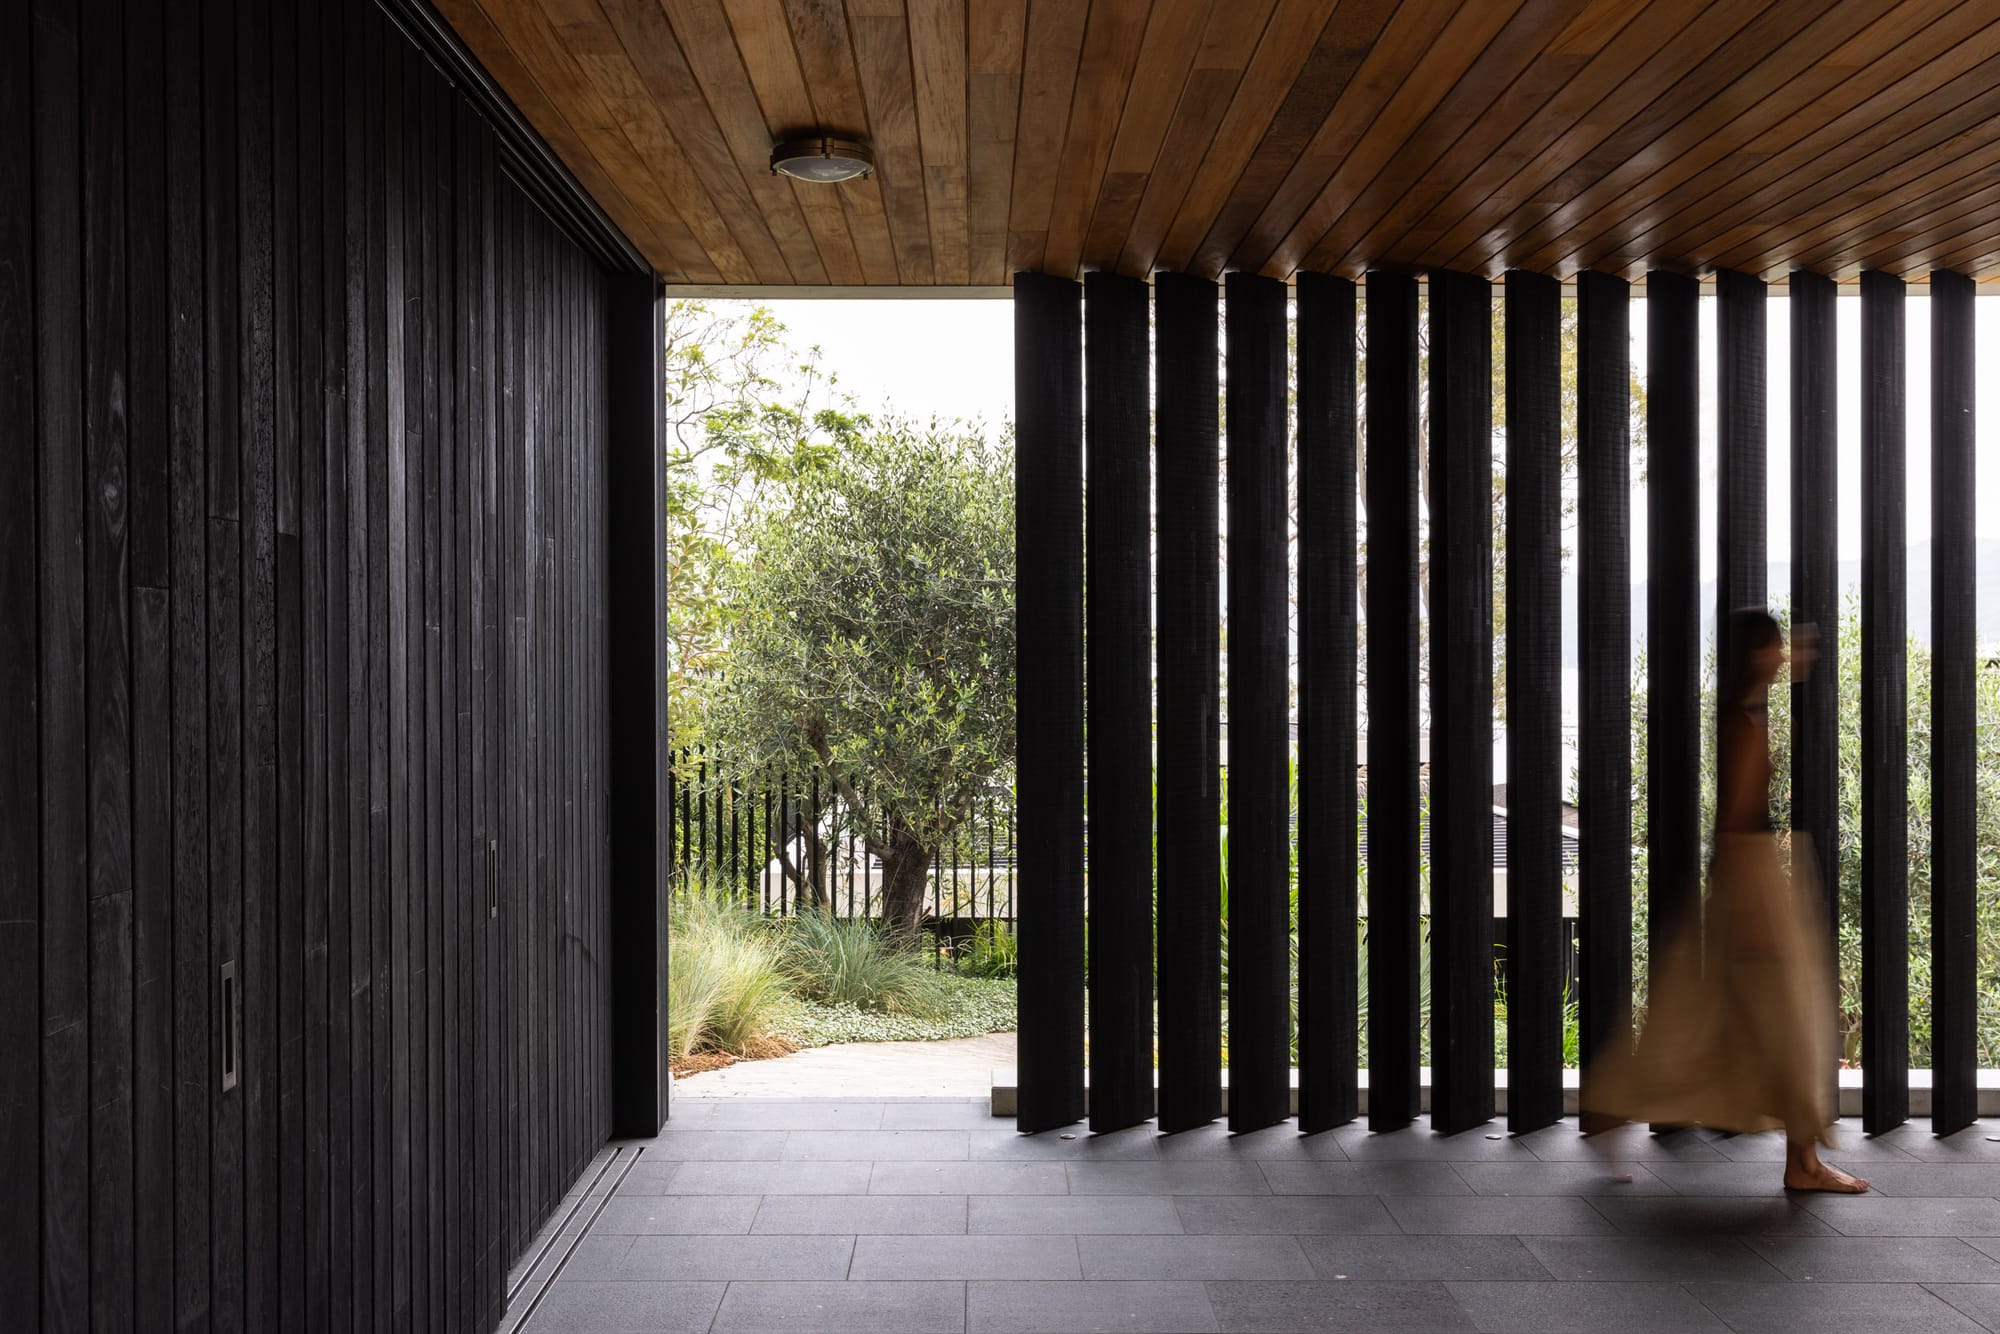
[1085,271,1155,1133]
[1365,272,1421,1131]
[1647,273,1701,962]
[1716,270,1767,701]
[20,0,631,1326]
[1576,270,1632,1107]
[0,0,39,1313]
[1014,271,1087,1132]
[1931,268,1976,1135]
[1789,269,1840,1120]
[1505,270,1563,1134]
[609,269,668,1137]
[165,0,213,1316]
[82,0,137,1319]
[34,0,89,1327]
[1155,271,1222,1135]
[1296,271,1359,1133]
[1427,269,1495,1134]
[1861,268,1910,1134]
[1225,271,1292,1133]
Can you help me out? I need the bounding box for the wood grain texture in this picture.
[17,1,623,1327]
[434,0,2000,284]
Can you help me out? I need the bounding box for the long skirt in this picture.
[1582,831,1838,1147]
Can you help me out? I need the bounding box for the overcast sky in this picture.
[755,292,2000,585]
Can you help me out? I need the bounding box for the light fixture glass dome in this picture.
[770,136,874,183]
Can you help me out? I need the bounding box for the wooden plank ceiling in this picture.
[435,0,2000,287]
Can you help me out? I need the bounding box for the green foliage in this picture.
[770,975,1018,1048]
[959,920,1020,978]
[667,887,790,1061]
[702,422,1015,932]
[665,301,863,735]
[776,910,949,1019]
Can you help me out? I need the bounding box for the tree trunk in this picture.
[878,841,934,941]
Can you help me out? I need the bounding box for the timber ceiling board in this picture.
[442,0,2000,285]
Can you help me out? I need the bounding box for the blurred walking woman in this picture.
[1584,609,1866,1193]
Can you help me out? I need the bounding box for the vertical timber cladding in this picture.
[6,0,623,1328]
[1790,269,1840,1119]
[1715,272,1768,721]
[1933,269,1978,1134]
[1861,268,1911,1133]
[1085,272,1155,1133]
[1426,270,1495,1134]
[1295,272,1359,1133]
[1365,272,1421,1131]
[1154,273,1223,1134]
[1504,270,1563,1135]
[1225,272,1293,1132]
[1576,271,1632,1105]
[1647,274,1701,963]
[1012,271,1087,1133]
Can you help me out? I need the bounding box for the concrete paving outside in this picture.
[671,1033,1019,1100]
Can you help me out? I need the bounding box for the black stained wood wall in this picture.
[4,0,626,1329]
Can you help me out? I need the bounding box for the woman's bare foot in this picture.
[1783,1143,1869,1193]
[1582,1114,1635,1184]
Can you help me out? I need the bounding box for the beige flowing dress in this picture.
[1582,703,1838,1146]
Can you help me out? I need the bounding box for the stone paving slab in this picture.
[501,1106,2000,1334]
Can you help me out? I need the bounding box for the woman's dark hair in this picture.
[1721,607,1783,707]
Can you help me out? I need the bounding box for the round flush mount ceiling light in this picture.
[770,136,874,183]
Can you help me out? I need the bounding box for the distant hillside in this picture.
[1559,538,2000,668]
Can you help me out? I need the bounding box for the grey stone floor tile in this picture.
[751,1193,967,1235]
[849,1233,1082,1280]
[969,1279,1218,1333]
[613,1234,855,1281]
[1848,1163,2000,1197]
[1701,1127,1918,1164]
[588,1195,761,1235]
[550,1235,638,1280]
[1645,1161,1835,1196]
[519,1280,728,1334]
[1513,1120,1727,1162]
[1749,1236,2000,1283]
[1152,1123,1350,1161]
[1258,1160,1473,1196]
[882,1100,1007,1130]
[1586,1196,1840,1236]
[711,1280,966,1333]
[626,1130,788,1161]
[1801,1196,2000,1237]
[664,1160,872,1196]
[1519,1234,1786,1282]
[1452,1160,1675,1195]
[1066,1162,1274,1195]
[676,1100,888,1131]
[1327,1118,1531,1161]
[968,1194,1184,1235]
[1174,1194,1399,1235]
[1299,1234,1551,1281]
[1444,1280,1727,1333]
[1952,1236,2000,1265]
[1927,1283,2000,1331]
[969,1127,1161,1161]
[870,1161,1067,1195]
[1872,1122,2000,1162]
[1205,1278,1476,1332]
[1078,1234,1316,1280]
[1686,1280,1988,1332]
[1385,1194,1618,1235]
[783,1129,972,1161]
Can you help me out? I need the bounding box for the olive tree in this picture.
[704,421,1015,937]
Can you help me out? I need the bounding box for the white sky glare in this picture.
[757,298,1017,433]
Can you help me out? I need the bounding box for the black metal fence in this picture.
[667,747,1019,948]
